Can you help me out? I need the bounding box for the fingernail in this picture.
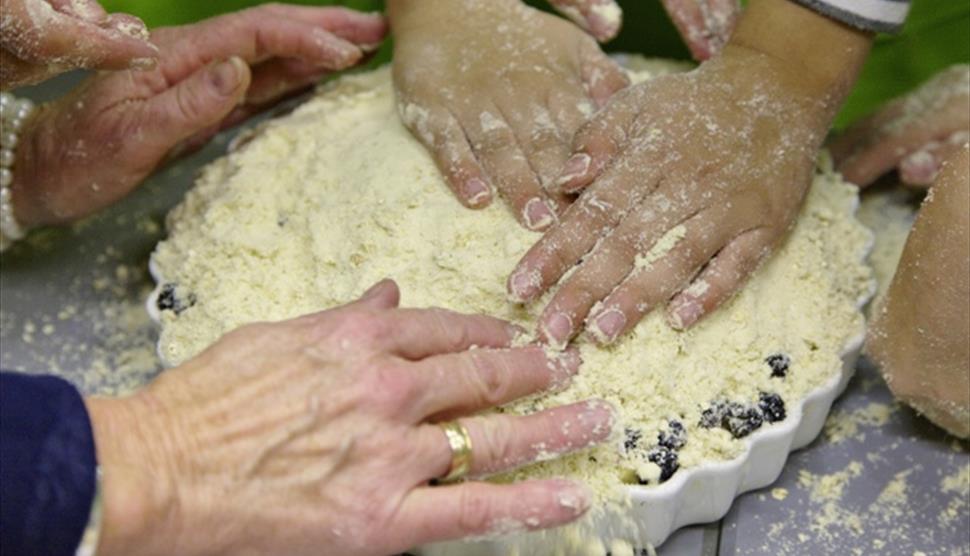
[209,57,245,96]
[542,312,573,348]
[668,297,703,331]
[578,399,617,440]
[312,29,361,67]
[587,4,622,41]
[590,309,625,344]
[555,481,592,516]
[524,198,556,230]
[358,42,383,53]
[464,178,491,207]
[509,269,539,302]
[556,153,591,188]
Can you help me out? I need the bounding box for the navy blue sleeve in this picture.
[1,372,97,556]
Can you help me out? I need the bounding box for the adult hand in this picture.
[0,0,159,89]
[87,280,613,556]
[508,49,832,346]
[660,0,741,61]
[389,0,628,230]
[8,4,387,227]
[830,64,970,188]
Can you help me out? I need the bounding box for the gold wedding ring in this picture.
[438,421,473,482]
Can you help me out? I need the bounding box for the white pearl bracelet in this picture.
[0,91,35,252]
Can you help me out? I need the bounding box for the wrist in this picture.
[726,0,872,120]
[85,393,181,556]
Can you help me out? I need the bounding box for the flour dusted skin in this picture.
[152,63,872,505]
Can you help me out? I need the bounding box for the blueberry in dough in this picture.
[766,353,791,378]
[658,420,687,451]
[759,392,786,423]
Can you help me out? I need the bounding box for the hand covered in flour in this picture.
[867,145,970,438]
[830,64,970,188]
[0,0,160,89]
[509,0,872,345]
[660,0,741,61]
[7,4,386,227]
[389,0,628,230]
[86,280,614,556]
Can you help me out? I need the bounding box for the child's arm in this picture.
[510,0,875,346]
[867,144,970,438]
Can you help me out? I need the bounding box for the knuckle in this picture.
[333,311,390,348]
[464,352,512,406]
[474,126,514,154]
[362,364,417,412]
[457,487,494,535]
[476,416,516,471]
[429,309,468,351]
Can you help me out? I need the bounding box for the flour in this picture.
[151,62,873,553]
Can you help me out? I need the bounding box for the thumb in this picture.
[146,57,251,148]
[357,279,401,310]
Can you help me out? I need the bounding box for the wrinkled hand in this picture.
[9,4,387,227]
[0,0,159,89]
[830,64,970,188]
[509,49,829,346]
[87,280,613,556]
[390,0,628,230]
[660,0,741,61]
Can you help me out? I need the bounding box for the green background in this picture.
[99,0,970,128]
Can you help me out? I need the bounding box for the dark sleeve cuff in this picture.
[788,0,911,34]
[1,372,97,556]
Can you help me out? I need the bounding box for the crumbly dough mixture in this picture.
[151,62,873,551]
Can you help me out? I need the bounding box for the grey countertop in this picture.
[1,72,967,556]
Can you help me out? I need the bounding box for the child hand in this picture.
[830,65,970,188]
[509,49,832,345]
[390,0,628,230]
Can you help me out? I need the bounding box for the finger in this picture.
[579,40,631,107]
[394,479,591,547]
[548,0,623,42]
[152,15,364,85]
[410,347,581,419]
[0,0,158,69]
[898,132,970,187]
[549,86,647,194]
[467,109,558,230]
[419,400,614,478]
[666,228,773,330]
[400,104,493,208]
[48,0,107,23]
[506,102,574,191]
[142,57,252,149]
[536,193,693,346]
[357,279,402,310]
[586,211,729,344]
[257,4,388,47]
[660,0,741,61]
[245,57,327,106]
[376,309,523,360]
[835,66,970,187]
[507,165,659,303]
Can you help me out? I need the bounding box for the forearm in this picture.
[727,0,872,121]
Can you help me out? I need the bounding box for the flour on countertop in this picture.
[151,63,873,553]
